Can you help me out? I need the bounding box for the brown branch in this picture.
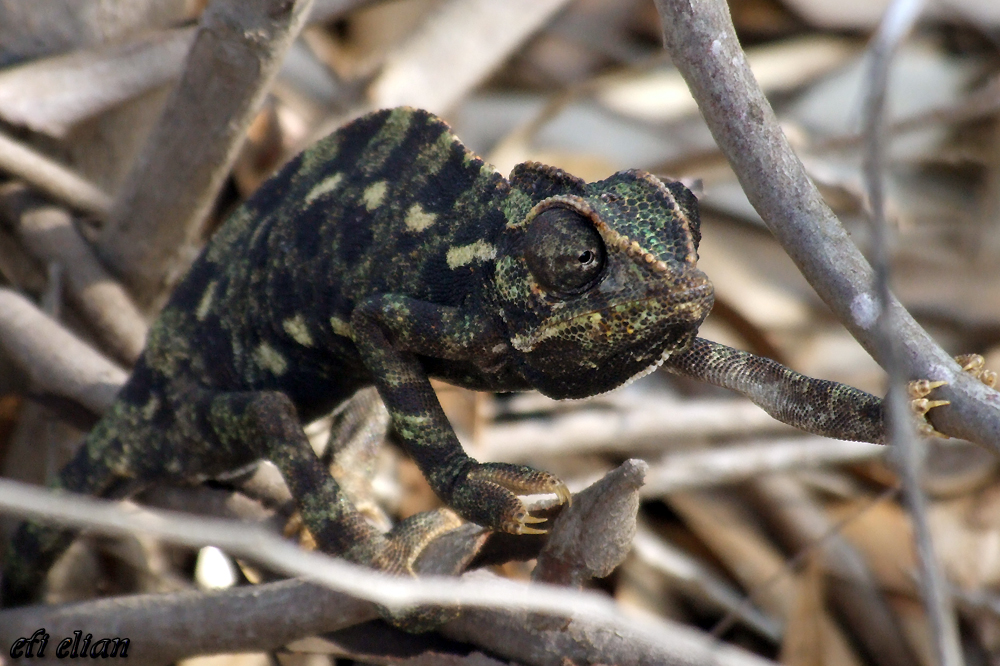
[97,0,315,311]
[0,288,126,415]
[0,580,377,665]
[747,475,918,666]
[0,131,112,217]
[651,0,1000,449]
[0,184,147,364]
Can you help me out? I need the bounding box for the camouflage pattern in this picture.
[3,108,900,614]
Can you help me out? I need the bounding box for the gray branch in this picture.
[651,0,1000,449]
[98,0,315,311]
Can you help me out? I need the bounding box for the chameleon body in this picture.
[2,107,890,607]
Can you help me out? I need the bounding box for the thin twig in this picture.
[651,0,1000,449]
[0,288,126,415]
[480,397,793,461]
[0,131,112,218]
[0,184,147,364]
[860,0,964,663]
[632,525,783,642]
[748,475,918,666]
[640,436,884,497]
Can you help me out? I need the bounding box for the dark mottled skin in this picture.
[2,107,887,611]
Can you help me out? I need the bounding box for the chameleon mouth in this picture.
[616,331,694,390]
[511,280,713,354]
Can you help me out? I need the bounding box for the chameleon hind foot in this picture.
[452,462,571,536]
[908,354,997,438]
[354,508,468,633]
[365,508,466,576]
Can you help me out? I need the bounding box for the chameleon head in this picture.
[494,168,714,399]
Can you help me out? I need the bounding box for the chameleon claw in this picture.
[554,482,573,507]
[916,421,950,439]
[907,378,951,438]
[955,353,998,388]
[518,525,549,535]
[911,397,951,416]
[908,379,947,399]
[982,370,998,389]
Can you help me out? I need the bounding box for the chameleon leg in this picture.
[203,390,463,572]
[351,297,570,534]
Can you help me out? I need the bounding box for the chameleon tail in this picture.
[1,433,136,607]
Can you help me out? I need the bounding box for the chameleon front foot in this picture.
[453,462,571,536]
[908,354,997,438]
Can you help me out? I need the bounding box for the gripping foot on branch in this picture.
[909,354,998,438]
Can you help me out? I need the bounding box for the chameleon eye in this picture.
[524,206,606,294]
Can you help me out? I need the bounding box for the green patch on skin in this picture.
[283,315,314,347]
[196,281,218,321]
[141,396,160,421]
[329,316,353,339]
[255,342,288,376]
[305,173,343,204]
[446,240,496,269]
[404,203,437,232]
[363,181,388,211]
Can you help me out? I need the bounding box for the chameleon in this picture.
[0,107,979,611]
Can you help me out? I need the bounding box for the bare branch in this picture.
[0,579,376,664]
[480,396,793,462]
[651,0,1000,449]
[0,131,112,217]
[0,184,147,364]
[98,0,316,311]
[0,28,194,138]
[0,288,125,415]
[444,573,779,666]
[640,436,884,497]
[0,473,776,666]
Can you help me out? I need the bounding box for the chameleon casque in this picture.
[0,107,945,610]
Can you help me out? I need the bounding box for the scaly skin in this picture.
[2,108,713,610]
[9,108,970,622]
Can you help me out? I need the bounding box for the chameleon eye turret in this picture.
[523,204,607,294]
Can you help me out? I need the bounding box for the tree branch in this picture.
[98,0,315,311]
[651,0,1000,449]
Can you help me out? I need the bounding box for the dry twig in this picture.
[0,288,125,415]
[0,131,111,217]
[859,0,963,662]
[0,184,147,364]
[98,0,316,310]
